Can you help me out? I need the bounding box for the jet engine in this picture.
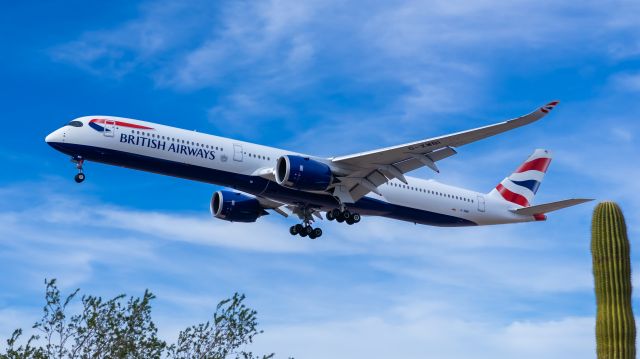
[210,190,267,223]
[275,155,333,191]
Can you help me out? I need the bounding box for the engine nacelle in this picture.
[275,155,332,191]
[210,190,266,223]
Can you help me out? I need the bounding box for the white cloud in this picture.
[0,170,626,359]
[155,0,320,91]
[256,302,596,359]
[610,72,640,92]
[47,0,640,156]
[18,3,640,355]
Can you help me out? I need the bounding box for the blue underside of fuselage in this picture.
[48,142,477,227]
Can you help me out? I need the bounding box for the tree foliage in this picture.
[1,279,277,359]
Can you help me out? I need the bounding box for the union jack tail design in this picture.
[488,149,552,207]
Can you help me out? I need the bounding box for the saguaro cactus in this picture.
[591,201,636,359]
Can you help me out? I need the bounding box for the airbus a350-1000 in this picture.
[45,101,592,239]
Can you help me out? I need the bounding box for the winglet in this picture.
[539,100,560,114]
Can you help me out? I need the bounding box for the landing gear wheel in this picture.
[299,230,308,237]
[336,214,345,223]
[289,225,299,235]
[72,157,85,183]
[304,226,314,236]
[326,210,335,221]
[331,208,341,219]
[346,217,355,225]
[295,224,304,234]
[352,213,361,223]
[342,210,351,220]
[313,228,322,238]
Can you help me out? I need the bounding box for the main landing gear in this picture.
[288,206,323,239]
[71,157,85,183]
[326,208,361,225]
[289,224,323,239]
[288,208,361,239]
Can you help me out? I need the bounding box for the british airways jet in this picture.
[45,101,591,239]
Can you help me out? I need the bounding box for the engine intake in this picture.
[210,190,267,223]
[275,155,332,191]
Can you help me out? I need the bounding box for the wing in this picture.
[255,196,289,217]
[330,101,560,202]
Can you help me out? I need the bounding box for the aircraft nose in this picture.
[45,128,64,144]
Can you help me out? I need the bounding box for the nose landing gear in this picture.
[71,157,85,183]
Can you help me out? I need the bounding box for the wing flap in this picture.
[256,196,289,217]
[512,198,593,216]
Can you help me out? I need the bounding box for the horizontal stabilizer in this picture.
[512,198,594,216]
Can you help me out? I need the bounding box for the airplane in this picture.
[45,100,592,239]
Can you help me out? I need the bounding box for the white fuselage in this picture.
[45,116,537,227]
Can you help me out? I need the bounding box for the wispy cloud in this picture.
[12,1,640,357]
[610,72,640,92]
[257,303,595,359]
[48,0,640,152]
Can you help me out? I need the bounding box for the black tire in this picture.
[352,213,361,223]
[313,228,322,238]
[74,173,85,183]
[289,225,298,235]
[309,233,317,239]
[342,210,351,219]
[336,214,345,223]
[305,226,314,235]
[300,230,308,237]
[346,217,354,225]
[295,224,304,233]
[331,208,341,219]
[326,210,334,221]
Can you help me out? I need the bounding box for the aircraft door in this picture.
[104,119,116,137]
[233,144,243,162]
[477,195,485,212]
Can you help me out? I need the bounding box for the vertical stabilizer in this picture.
[488,149,552,207]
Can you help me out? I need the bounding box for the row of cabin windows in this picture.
[132,130,223,152]
[131,130,273,162]
[244,152,271,161]
[388,181,474,203]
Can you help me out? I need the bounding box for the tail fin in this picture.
[488,149,552,207]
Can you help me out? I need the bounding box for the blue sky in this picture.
[1,1,639,358]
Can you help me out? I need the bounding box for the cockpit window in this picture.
[67,120,83,127]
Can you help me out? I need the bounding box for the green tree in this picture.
[1,279,278,359]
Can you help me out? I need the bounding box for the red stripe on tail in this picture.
[495,183,530,207]
[515,157,551,173]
